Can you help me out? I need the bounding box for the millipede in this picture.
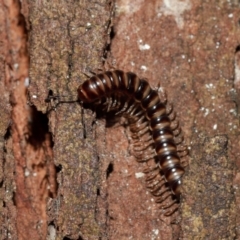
[77,70,188,214]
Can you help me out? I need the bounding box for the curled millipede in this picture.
[78,70,187,213]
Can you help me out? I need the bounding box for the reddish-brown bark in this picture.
[1,0,55,239]
[0,0,239,239]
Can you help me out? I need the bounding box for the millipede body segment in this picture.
[78,70,185,202]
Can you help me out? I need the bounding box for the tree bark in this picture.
[0,0,239,239]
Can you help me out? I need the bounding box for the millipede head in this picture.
[78,82,94,103]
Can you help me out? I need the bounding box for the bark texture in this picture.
[0,0,239,239]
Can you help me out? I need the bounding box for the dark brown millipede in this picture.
[77,70,187,210]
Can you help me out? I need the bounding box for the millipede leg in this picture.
[148,181,166,194]
[168,111,176,122]
[174,135,184,145]
[145,169,160,181]
[155,189,171,200]
[165,102,173,115]
[143,164,159,173]
[172,127,181,137]
[145,176,163,188]
[179,154,189,167]
[170,119,179,131]
[163,201,179,216]
[134,152,155,162]
[155,84,168,104]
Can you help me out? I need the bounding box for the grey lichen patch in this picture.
[28,0,112,112]
[28,0,113,237]
[48,102,101,238]
[182,135,235,239]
